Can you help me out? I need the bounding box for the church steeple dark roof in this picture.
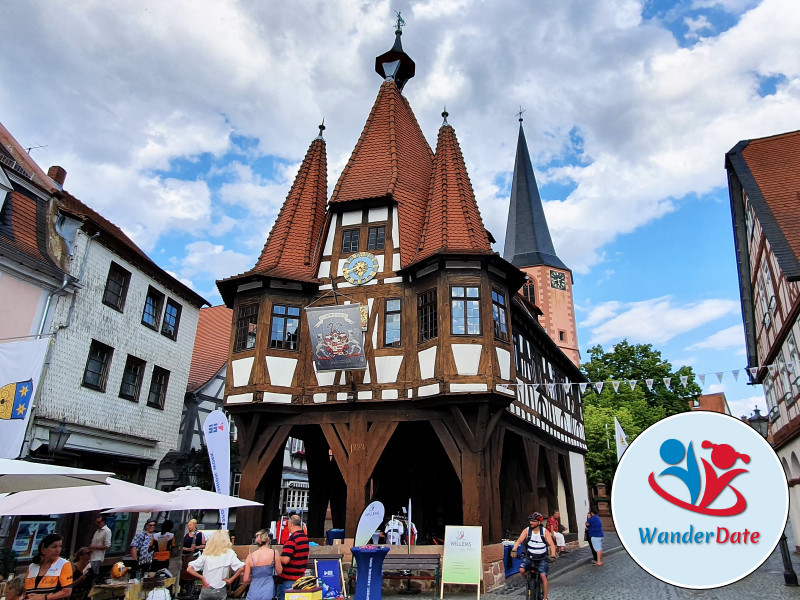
[374,18,415,92]
[503,123,569,272]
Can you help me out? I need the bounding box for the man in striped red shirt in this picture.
[277,515,309,599]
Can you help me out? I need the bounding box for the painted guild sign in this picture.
[306,304,367,372]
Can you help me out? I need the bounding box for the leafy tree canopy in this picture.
[581,340,700,490]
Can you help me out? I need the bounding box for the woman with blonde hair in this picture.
[243,530,282,600]
[187,531,244,600]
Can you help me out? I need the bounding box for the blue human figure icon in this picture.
[658,439,701,505]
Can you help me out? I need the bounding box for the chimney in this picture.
[48,165,67,188]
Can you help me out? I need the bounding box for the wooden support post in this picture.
[322,414,397,538]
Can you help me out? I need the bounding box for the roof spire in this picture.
[441,106,449,126]
[516,106,526,123]
[316,118,326,140]
[503,122,569,272]
[375,13,416,91]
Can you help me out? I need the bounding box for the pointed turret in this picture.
[503,123,568,272]
[251,124,328,281]
[412,110,493,264]
[374,15,415,91]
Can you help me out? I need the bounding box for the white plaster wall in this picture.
[375,355,403,383]
[569,452,590,547]
[227,393,253,404]
[263,392,292,403]
[0,272,49,339]
[418,347,437,380]
[451,383,487,392]
[265,356,297,387]
[232,357,255,387]
[496,348,511,380]
[452,344,482,375]
[341,210,362,226]
[317,261,331,279]
[368,207,388,222]
[322,220,337,256]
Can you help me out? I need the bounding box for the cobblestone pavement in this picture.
[399,527,800,600]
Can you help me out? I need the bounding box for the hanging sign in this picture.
[355,500,385,547]
[307,304,366,372]
[203,409,231,528]
[440,525,482,600]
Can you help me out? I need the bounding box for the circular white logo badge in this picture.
[611,411,788,589]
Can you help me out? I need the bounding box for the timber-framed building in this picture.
[218,29,589,543]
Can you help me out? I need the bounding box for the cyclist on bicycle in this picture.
[511,512,557,600]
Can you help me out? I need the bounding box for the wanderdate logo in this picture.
[612,412,789,589]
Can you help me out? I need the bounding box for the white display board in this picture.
[440,525,482,600]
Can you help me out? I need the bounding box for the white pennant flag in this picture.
[699,374,706,386]
[787,363,795,374]
[612,380,620,393]
[646,378,654,391]
[680,375,688,387]
[716,372,724,383]
[595,382,604,393]
[614,416,629,462]
[732,369,740,381]
[663,377,671,389]
[748,367,759,380]
[768,364,777,376]
[563,383,571,393]
[546,383,555,395]
[629,380,637,391]
[579,382,588,394]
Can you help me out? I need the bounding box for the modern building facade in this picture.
[218,30,589,543]
[726,130,800,549]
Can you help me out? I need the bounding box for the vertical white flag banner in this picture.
[614,416,629,462]
[0,338,50,459]
[203,410,231,528]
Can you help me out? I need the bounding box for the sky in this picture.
[2,0,798,418]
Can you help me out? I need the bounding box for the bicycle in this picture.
[525,559,545,600]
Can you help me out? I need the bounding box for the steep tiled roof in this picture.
[0,190,63,275]
[59,192,208,307]
[0,121,58,192]
[411,120,493,264]
[727,130,800,280]
[330,81,433,266]
[188,304,232,393]
[251,135,328,281]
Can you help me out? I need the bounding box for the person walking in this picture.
[586,510,605,566]
[88,517,111,575]
[150,520,175,572]
[130,520,157,577]
[243,530,282,600]
[276,515,309,600]
[24,534,73,600]
[186,531,244,600]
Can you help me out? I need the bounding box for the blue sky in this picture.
[2,0,798,417]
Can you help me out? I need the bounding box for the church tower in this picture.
[503,120,580,366]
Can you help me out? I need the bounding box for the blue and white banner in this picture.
[203,410,231,528]
[0,338,50,459]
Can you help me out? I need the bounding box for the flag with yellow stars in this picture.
[0,338,50,458]
[0,379,33,420]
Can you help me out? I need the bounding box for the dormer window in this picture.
[368,226,385,251]
[342,229,360,253]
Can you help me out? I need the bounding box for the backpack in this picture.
[521,525,547,559]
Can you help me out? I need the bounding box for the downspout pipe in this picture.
[37,273,69,338]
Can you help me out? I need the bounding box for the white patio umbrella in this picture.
[0,458,112,493]
[104,486,262,513]
[0,477,172,515]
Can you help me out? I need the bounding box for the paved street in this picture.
[409,527,800,600]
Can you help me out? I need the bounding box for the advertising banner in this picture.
[0,338,50,458]
[354,500,385,547]
[203,410,231,528]
[306,304,366,371]
[440,525,482,599]
[12,520,56,559]
[314,558,345,599]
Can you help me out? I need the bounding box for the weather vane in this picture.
[395,11,405,33]
[516,106,526,123]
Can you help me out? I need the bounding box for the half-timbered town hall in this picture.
[218,27,589,543]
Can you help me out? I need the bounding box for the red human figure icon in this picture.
[698,441,750,511]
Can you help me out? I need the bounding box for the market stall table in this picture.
[88,578,177,600]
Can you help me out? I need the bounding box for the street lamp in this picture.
[744,407,798,586]
[48,419,71,454]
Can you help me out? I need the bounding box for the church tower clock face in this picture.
[550,270,566,290]
[342,252,379,285]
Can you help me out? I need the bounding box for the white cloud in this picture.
[179,241,253,281]
[684,15,713,40]
[581,296,739,345]
[686,324,744,351]
[726,394,767,420]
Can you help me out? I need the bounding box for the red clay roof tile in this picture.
[251,136,328,281]
[412,122,493,264]
[330,81,433,267]
[188,304,233,392]
[1,191,54,266]
[741,131,800,266]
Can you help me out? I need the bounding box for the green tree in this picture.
[581,340,701,490]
